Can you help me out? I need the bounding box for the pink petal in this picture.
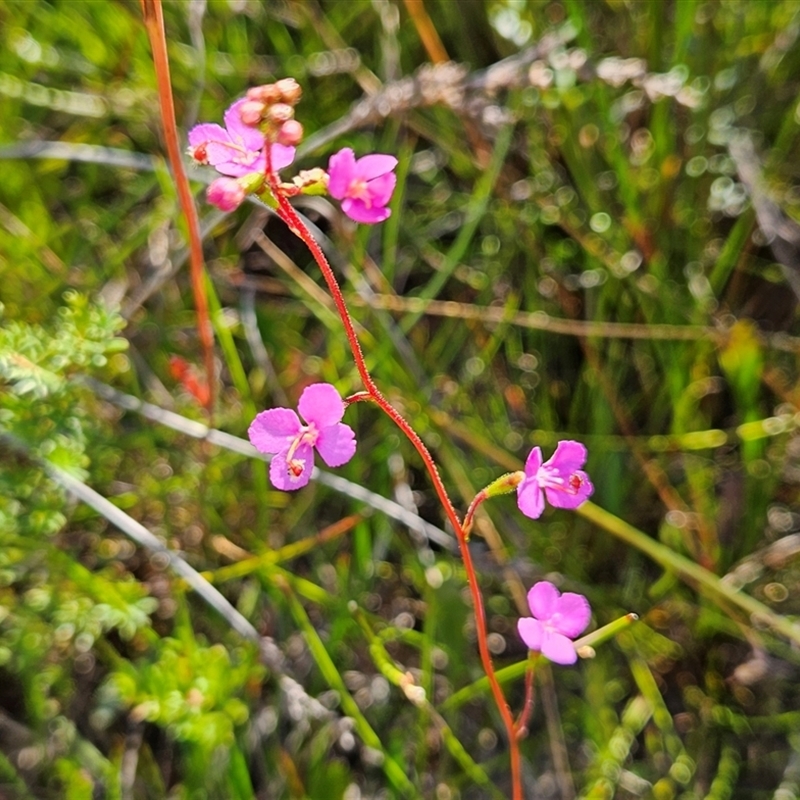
[212,150,265,177]
[552,592,591,638]
[188,123,228,148]
[341,197,392,224]
[353,153,398,181]
[327,148,357,198]
[523,447,543,478]
[224,99,267,152]
[248,408,300,454]
[207,143,255,172]
[297,383,345,429]
[365,172,397,207]
[541,631,578,665]
[269,443,314,491]
[546,440,588,474]
[206,144,240,170]
[270,143,296,171]
[516,478,545,519]
[517,617,543,651]
[315,423,356,468]
[527,581,559,620]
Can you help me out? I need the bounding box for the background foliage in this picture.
[1,0,800,798]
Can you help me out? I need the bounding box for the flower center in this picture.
[539,467,584,495]
[233,148,260,165]
[347,178,372,207]
[285,424,318,463]
[567,473,584,494]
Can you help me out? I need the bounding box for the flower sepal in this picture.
[482,471,525,499]
[239,171,267,194]
[255,184,279,209]
[463,470,526,539]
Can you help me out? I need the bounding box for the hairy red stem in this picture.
[140,0,215,417]
[264,147,522,799]
[463,488,488,538]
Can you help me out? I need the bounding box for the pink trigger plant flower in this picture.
[518,581,591,665]
[516,440,593,520]
[188,98,296,177]
[248,383,356,491]
[327,147,398,224]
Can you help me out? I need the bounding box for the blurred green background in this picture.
[2,0,800,798]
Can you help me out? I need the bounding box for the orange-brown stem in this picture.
[140,0,215,417]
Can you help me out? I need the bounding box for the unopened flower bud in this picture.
[239,100,265,126]
[246,83,282,104]
[292,167,328,195]
[207,177,246,212]
[275,77,302,105]
[267,103,294,125]
[277,119,304,146]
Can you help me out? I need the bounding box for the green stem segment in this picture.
[579,501,800,647]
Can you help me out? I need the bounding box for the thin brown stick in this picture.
[139,0,215,416]
[403,0,450,64]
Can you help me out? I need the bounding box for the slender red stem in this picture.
[514,659,536,739]
[463,489,488,539]
[140,0,215,417]
[263,146,523,799]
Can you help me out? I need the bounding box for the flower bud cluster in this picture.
[240,79,304,147]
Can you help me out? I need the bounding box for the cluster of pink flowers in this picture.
[246,382,595,664]
[198,80,598,667]
[188,82,397,224]
[248,384,593,512]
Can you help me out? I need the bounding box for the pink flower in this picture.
[327,147,397,224]
[188,98,295,177]
[206,177,246,212]
[516,440,593,520]
[517,581,591,665]
[247,383,356,491]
